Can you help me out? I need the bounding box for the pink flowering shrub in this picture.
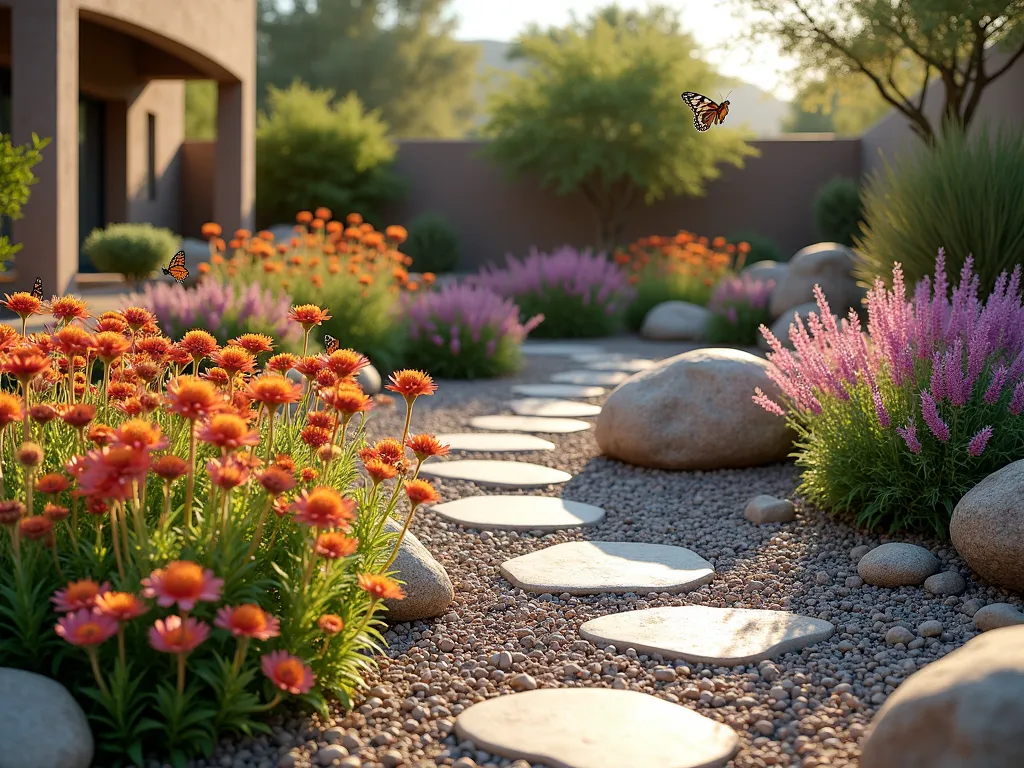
[755,250,1024,534]
[404,282,543,378]
[705,274,775,346]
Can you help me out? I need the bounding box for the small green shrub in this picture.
[403,213,460,274]
[0,132,49,270]
[255,82,405,228]
[726,230,784,264]
[813,176,863,247]
[82,223,178,282]
[855,122,1024,294]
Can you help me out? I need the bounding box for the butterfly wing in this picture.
[163,251,189,283]
[324,334,339,355]
[716,102,730,125]
[681,92,721,133]
[30,277,43,301]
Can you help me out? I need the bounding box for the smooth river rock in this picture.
[0,667,94,768]
[382,518,454,622]
[857,543,939,587]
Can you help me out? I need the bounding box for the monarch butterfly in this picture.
[680,91,730,132]
[324,334,340,355]
[30,277,43,301]
[162,250,189,283]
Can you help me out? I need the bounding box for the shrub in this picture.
[201,209,426,372]
[476,247,633,339]
[131,280,304,355]
[755,250,1024,536]
[402,213,460,274]
[813,176,863,247]
[0,294,448,765]
[255,82,405,228]
[618,232,741,331]
[0,132,48,271]
[404,282,542,379]
[726,229,784,263]
[82,223,179,284]
[855,123,1024,294]
[705,274,775,346]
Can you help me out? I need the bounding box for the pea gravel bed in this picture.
[179,338,1021,768]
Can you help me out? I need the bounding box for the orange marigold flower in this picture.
[202,366,231,387]
[0,392,23,429]
[19,515,53,540]
[165,376,224,421]
[357,274,373,286]
[370,438,406,467]
[346,212,363,225]
[314,368,339,388]
[321,382,373,416]
[52,578,111,612]
[290,486,355,528]
[2,291,42,318]
[59,403,97,428]
[135,334,172,358]
[296,210,314,224]
[404,478,441,507]
[262,650,315,695]
[110,419,168,453]
[152,454,188,481]
[386,369,436,400]
[207,456,251,490]
[357,573,405,601]
[56,608,119,647]
[201,222,223,238]
[2,350,50,382]
[229,333,275,355]
[131,357,163,383]
[87,423,116,446]
[142,560,223,610]
[274,454,296,473]
[306,410,334,429]
[119,306,156,332]
[36,472,71,495]
[300,425,332,449]
[52,325,95,356]
[148,615,210,654]
[49,295,91,324]
[314,206,332,221]
[178,329,219,361]
[257,465,296,495]
[363,457,398,484]
[43,503,69,521]
[267,353,298,373]
[246,374,303,409]
[324,348,369,378]
[197,413,260,449]
[29,402,59,424]
[287,304,332,330]
[234,229,251,240]
[106,380,137,401]
[94,591,148,622]
[314,531,358,559]
[405,434,450,460]
[210,346,256,376]
[165,344,194,368]
[384,225,408,244]
[318,614,344,634]
[0,323,18,351]
[215,604,280,640]
[257,229,275,241]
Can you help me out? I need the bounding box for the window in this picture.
[146,112,156,200]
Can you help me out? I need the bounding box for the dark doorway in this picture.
[78,94,106,272]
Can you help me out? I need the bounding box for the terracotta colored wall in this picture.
[181,139,214,236]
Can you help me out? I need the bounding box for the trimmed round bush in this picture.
[402,212,460,274]
[813,176,863,247]
[82,223,179,282]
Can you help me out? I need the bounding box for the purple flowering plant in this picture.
[476,247,634,338]
[705,274,775,346]
[403,281,543,379]
[755,250,1024,535]
[131,279,304,353]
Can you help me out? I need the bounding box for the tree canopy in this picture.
[256,0,479,138]
[481,5,758,252]
[742,0,1024,141]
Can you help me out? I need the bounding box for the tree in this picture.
[0,133,48,271]
[185,81,217,140]
[257,0,478,138]
[480,5,758,252]
[741,0,1024,142]
[783,74,897,135]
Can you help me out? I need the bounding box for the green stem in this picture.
[184,422,197,531]
[88,647,110,696]
[245,496,272,561]
[382,503,418,571]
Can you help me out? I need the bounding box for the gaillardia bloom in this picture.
[141,561,224,611]
[214,604,281,640]
[261,650,315,695]
[357,573,406,601]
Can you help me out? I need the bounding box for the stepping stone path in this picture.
[469,414,591,434]
[570,352,633,363]
[550,370,630,387]
[435,433,555,453]
[500,541,714,595]
[511,383,607,398]
[579,606,835,665]
[433,496,605,531]
[455,688,740,768]
[522,342,605,357]
[420,460,571,489]
[509,398,602,418]
[584,358,658,372]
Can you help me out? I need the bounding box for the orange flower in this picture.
[215,604,280,640]
[2,291,42,319]
[262,650,315,695]
[110,419,167,453]
[318,614,344,634]
[404,478,440,507]
[197,413,260,449]
[405,434,450,461]
[1,350,50,383]
[35,472,71,495]
[106,381,137,401]
[90,331,130,365]
[15,441,43,467]
[324,348,369,378]
[119,306,156,332]
[87,423,116,446]
[52,579,111,612]
[246,374,303,409]
[257,229,275,241]
[369,438,405,467]
[29,403,59,424]
[290,487,355,528]
[306,410,335,429]
[257,465,296,495]
[141,560,223,611]
[357,573,405,601]
[0,323,18,351]
[296,210,314,224]
[148,615,210,654]
[386,369,437,400]
[178,329,219,361]
[287,304,333,330]
[229,333,275,355]
[19,515,53,540]
[314,206,332,221]
[165,376,224,421]
[346,212,363,225]
[43,503,69,521]
[267,353,298,374]
[321,383,373,416]
[300,425,332,449]
[384,225,408,244]
[210,346,256,377]
[52,325,95,356]
[49,296,90,325]
[314,531,358,559]
[94,591,148,622]
[152,455,188,481]
[363,457,398,484]
[421,273,436,285]
[135,334,172,359]
[299,466,319,483]
[0,392,23,430]
[201,222,223,238]
[207,455,251,489]
[56,608,119,647]
[234,229,251,241]
[59,403,97,428]
[202,367,231,387]
[314,369,339,389]
[0,499,24,525]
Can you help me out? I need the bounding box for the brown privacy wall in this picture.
[181,140,215,236]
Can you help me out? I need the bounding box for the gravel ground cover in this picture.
[180,338,1023,768]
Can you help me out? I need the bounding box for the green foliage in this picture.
[855,122,1024,293]
[402,212,460,274]
[782,65,911,136]
[257,0,479,138]
[255,82,406,228]
[185,81,217,140]
[82,223,179,282]
[741,0,1024,141]
[0,133,49,271]
[480,5,758,252]
[704,274,776,346]
[813,176,863,247]
[726,230,784,263]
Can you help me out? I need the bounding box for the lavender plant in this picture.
[404,282,542,379]
[755,250,1024,535]
[131,280,304,354]
[705,275,775,346]
[477,247,633,338]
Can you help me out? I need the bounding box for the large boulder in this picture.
[383,517,454,622]
[859,625,1024,768]
[741,260,789,286]
[769,243,864,319]
[594,348,794,470]
[0,668,94,768]
[640,301,710,341]
[758,301,837,351]
[951,460,1024,593]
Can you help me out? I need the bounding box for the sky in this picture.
[448,0,799,100]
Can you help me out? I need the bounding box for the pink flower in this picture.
[55,608,119,647]
[214,604,281,640]
[967,426,993,457]
[148,615,210,654]
[261,650,316,695]
[920,391,951,442]
[141,560,223,611]
[51,579,111,613]
[896,422,922,454]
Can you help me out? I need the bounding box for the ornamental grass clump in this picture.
[200,209,433,372]
[618,231,746,331]
[754,250,1024,535]
[476,247,633,338]
[404,282,543,379]
[0,291,449,765]
[132,279,303,355]
[705,274,775,346]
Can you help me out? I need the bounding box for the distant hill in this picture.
[461,39,791,138]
